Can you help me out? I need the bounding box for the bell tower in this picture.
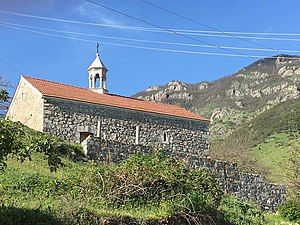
[87,43,108,94]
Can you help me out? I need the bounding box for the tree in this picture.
[0,76,9,113]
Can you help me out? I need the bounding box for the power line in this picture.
[0,57,22,74]
[2,21,300,54]
[0,9,160,32]
[0,47,33,73]
[2,9,300,42]
[2,22,300,60]
[178,32,300,42]
[0,23,245,57]
[86,0,250,58]
[138,0,279,53]
[176,29,300,37]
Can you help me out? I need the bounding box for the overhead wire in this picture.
[1,22,300,60]
[86,0,249,57]
[0,47,33,73]
[2,21,300,54]
[1,9,300,39]
[0,57,22,74]
[137,0,279,53]
[0,23,247,58]
[0,9,162,32]
[177,32,300,42]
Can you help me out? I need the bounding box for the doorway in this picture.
[80,132,93,143]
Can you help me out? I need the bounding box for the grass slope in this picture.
[211,98,300,180]
[252,133,300,183]
[0,120,296,224]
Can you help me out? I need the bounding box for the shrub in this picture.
[97,152,223,213]
[0,120,84,172]
[218,195,265,225]
[279,200,300,223]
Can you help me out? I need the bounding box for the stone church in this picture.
[6,51,287,210]
[6,51,210,158]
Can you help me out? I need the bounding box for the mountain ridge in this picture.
[133,55,300,138]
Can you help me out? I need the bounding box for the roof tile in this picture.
[24,76,209,122]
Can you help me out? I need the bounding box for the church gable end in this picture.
[6,76,44,131]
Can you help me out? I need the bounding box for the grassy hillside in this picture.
[1,120,291,225]
[1,152,267,225]
[211,98,300,182]
[252,133,299,183]
[2,151,296,225]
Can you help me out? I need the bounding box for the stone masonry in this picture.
[43,97,210,157]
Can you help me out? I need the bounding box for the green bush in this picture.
[97,153,223,213]
[0,150,269,225]
[0,120,84,171]
[279,200,300,223]
[218,195,265,225]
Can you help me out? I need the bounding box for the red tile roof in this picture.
[24,76,209,122]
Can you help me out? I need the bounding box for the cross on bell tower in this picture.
[87,43,108,94]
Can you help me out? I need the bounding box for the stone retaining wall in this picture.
[86,137,286,212]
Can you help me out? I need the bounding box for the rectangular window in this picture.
[135,125,140,145]
[162,132,169,143]
[96,120,101,137]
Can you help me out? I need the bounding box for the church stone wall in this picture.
[86,138,285,212]
[6,77,44,131]
[43,97,210,156]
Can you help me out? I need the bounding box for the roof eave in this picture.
[42,94,210,124]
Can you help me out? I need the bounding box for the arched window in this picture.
[95,74,100,88]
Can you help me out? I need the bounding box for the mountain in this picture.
[133,55,300,138]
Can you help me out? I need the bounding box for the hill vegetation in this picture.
[221,98,300,147]
[211,98,300,181]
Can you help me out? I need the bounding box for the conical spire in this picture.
[87,43,107,71]
[87,53,107,71]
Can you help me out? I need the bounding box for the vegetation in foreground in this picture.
[0,120,270,225]
[0,151,267,225]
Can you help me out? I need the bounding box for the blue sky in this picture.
[1,0,300,96]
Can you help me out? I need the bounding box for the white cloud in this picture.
[72,1,124,26]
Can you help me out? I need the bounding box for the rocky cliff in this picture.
[133,55,300,138]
